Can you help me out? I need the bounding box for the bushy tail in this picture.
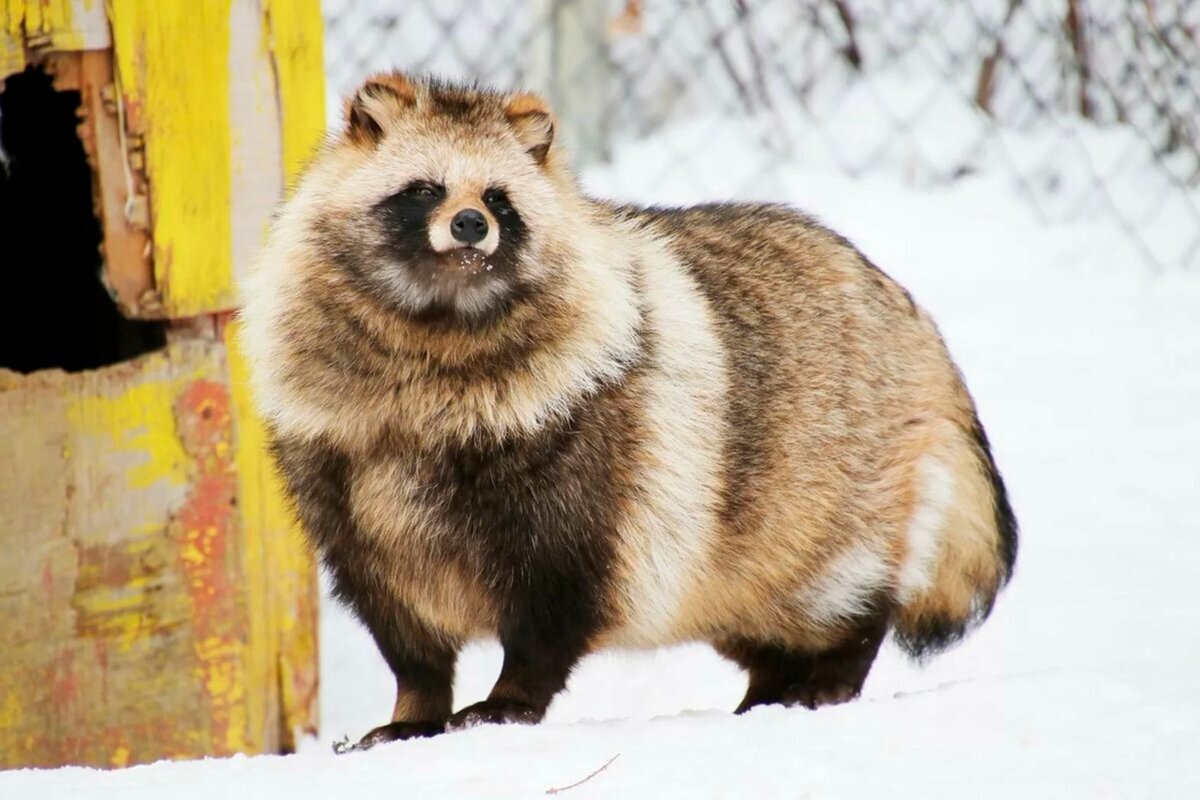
[893,413,1018,660]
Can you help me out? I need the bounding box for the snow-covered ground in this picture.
[4,120,1200,797]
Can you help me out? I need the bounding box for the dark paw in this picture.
[446,699,542,731]
[781,681,862,710]
[733,696,771,715]
[333,720,446,754]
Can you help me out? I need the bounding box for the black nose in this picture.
[450,208,488,245]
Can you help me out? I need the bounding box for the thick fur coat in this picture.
[239,73,1017,746]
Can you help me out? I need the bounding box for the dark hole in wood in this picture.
[0,65,165,374]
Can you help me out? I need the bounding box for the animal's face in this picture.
[306,74,569,327]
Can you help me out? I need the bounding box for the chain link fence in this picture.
[323,0,1200,270]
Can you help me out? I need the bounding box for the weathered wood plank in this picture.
[0,339,316,768]
[1,0,110,79]
[264,0,327,186]
[226,320,319,750]
[5,2,325,318]
[107,1,235,318]
[100,1,325,319]
[73,49,156,317]
[229,0,285,300]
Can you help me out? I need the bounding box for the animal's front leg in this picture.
[447,599,593,730]
[342,651,457,751]
[333,594,460,752]
[446,636,584,730]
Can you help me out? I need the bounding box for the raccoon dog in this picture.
[240,73,1017,749]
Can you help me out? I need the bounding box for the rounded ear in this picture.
[345,73,417,145]
[504,92,555,164]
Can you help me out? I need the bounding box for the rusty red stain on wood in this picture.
[174,378,245,755]
[48,649,79,710]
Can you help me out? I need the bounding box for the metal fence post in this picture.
[546,0,610,167]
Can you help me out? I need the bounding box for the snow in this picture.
[5,108,1200,800]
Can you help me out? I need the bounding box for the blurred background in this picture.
[1,1,1198,794]
[324,0,1199,269]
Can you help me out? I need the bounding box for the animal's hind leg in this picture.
[717,617,888,714]
[716,640,815,714]
[782,618,887,710]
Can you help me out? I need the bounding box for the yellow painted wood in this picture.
[9,0,79,49]
[265,0,327,185]
[0,336,319,768]
[103,1,324,318]
[226,319,319,751]
[0,1,324,769]
[1,0,111,77]
[0,345,238,767]
[2,2,27,77]
[108,1,235,318]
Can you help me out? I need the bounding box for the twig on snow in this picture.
[545,753,620,795]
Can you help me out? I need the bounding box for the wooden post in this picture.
[0,0,324,769]
[528,0,610,167]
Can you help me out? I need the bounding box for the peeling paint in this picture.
[1,343,315,768]
[227,320,319,750]
[1,0,112,75]
[108,1,235,317]
[66,376,189,491]
[263,0,326,186]
[174,378,247,756]
[1,0,323,770]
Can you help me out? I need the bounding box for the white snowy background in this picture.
[3,4,1200,796]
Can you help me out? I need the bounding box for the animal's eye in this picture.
[484,189,512,214]
[406,181,443,200]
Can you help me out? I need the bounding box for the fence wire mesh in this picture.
[323,0,1200,270]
